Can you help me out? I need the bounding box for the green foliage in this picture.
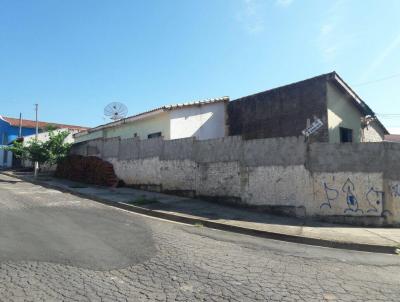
[130,195,159,205]
[2,130,71,167]
[68,184,88,189]
[27,140,49,164]
[44,124,59,132]
[194,222,203,227]
[4,140,28,160]
[44,131,72,165]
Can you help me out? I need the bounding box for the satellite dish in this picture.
[104,102,128,121]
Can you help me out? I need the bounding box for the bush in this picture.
[2,130,71,167]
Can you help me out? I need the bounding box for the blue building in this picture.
[0,115,86,168]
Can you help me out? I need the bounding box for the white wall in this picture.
[169,102,226,140]
[327,82,385,143]
[71,136,400,225]
[327,82,363,143]
[22,128,79,170]
[362,121,385,142]
[23,128,78,145]
[74,129,103,143]
[0,149,12,168]
[104,112,170,140]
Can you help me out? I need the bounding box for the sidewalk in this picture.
[2,171,400,254]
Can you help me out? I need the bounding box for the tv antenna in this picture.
[104,102,128,121]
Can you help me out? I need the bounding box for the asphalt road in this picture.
[0,174,399,302]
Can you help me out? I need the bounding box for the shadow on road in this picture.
[0,179,20,184]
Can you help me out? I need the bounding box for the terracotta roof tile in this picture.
[1,116,88,131]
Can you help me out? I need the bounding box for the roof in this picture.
[385,135,400,142]
[326,72,389,135]
[0,116,88,131]
[232,71,389,135]
[76,96,229,136]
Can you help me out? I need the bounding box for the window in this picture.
[340,127,353,143]
[147,132,162,139]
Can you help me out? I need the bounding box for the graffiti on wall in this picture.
[390,183,400,198]
[320,183,339,209]
[366,187,384,213]
[320,177,383,215]
[342,178,363,214]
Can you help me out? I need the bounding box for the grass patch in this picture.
[38,177,53,181]
[129,195,159,206]
[194,222,203,227]
[68,184,88,189]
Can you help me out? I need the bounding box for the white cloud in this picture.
[320,24,334,37]
[276,0,294,7]
[322,45,338,61]
[389,127,400,135]
[236,0,294,34]
[236,0,266,34]
[317,1,348,62]
[359,33,400,82]
[318,23,340,61]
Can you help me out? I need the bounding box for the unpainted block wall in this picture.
[363,123,385,142]
[71,136,400,226]
[227,76,329,142]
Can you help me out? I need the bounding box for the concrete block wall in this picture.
[71,136,400,226]
[363,121,386,142]
[227,75,329,142]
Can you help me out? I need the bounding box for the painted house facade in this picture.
[227,72,388,143]
[385,135,400,143]
[0,116,87,168]
[74,97,229,143]
[21,128,81,170]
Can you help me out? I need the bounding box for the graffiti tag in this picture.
[391,184,400,198]
[366,187,384,213]
[342,178,364,214]
[320,177,385,215]
[320,183,339,209]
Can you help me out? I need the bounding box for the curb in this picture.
[2,172,399,255]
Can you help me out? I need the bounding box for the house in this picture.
[0,115,87,168]
[227,72,389,143]
[20,128,81,171]
[385,134,400,143]
[23,128,79,145]
[74,97,229,143]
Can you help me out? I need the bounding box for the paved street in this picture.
[0,174,400,302]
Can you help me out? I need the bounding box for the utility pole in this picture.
[34,104,39,178]
[18,113,22,138]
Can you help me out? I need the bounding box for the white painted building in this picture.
[21,128,81,170]
[74,97,229,143]
[0,150,12,168]
[23,128,79,145]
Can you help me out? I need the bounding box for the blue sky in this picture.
[1,0,399,133]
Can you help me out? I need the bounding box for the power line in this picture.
[353,73,400,87]
[376,113,400,117]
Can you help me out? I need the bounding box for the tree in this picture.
[44,124,59,132]
[2,130,72,169]
[44,130,72,165]
[5,140,28,160]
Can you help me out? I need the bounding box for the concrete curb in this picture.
[2,172,399,255]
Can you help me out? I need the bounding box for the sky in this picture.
[1,0,400,133]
